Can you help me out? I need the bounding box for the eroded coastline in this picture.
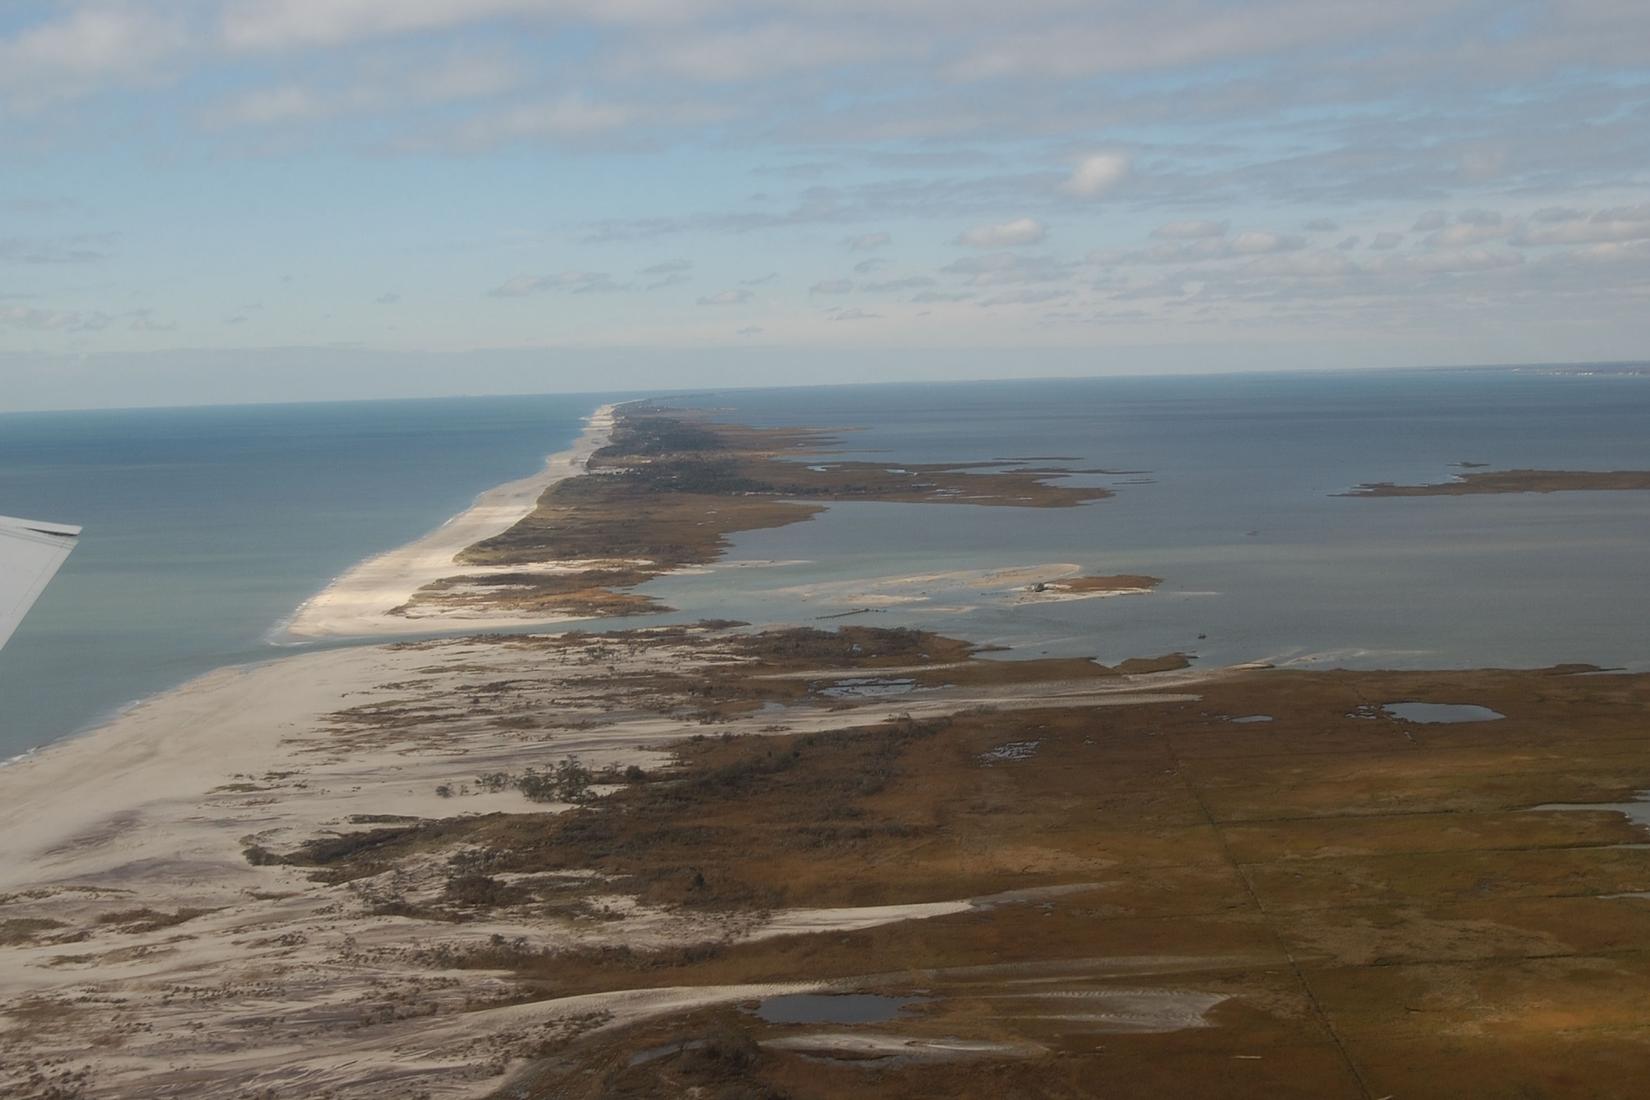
[5,402,1650,1099]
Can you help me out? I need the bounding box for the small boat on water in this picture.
[0,514,81,653]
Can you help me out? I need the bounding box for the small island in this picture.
[1340,467,1650,497]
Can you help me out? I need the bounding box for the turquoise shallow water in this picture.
[0,393,607,759]
[3,367,1648,761]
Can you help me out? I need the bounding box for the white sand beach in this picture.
[282,403,617,640]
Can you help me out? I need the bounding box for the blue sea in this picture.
[0,394,605,760]
[4,368,1650,762]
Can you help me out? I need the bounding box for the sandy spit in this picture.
[282,403,616,640]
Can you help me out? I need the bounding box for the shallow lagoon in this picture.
[642,370,1650,673]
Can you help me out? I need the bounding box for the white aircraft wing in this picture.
[0,514,81,653]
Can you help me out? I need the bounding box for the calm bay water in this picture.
[3,368,1648,761]
[640,369,1650,671]
[0,394,605,759]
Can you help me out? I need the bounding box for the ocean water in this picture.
[0,394,605,760]
[4,368,1649,761]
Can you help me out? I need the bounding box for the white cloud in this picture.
[861,276,936,292]
[1230,231,1300,254]
[1117,231,1305,264]
[212,51,527,127]
[488,271,622,296]
[941,252,1073,285]
[221,0,539,51]
[978,288,1069,306]
[1370,231,1404,250]
[626,24,900,83]
[1244,251,1362,277]
[1531,206,1586,223]
[810,279,853,294]
[844,231,891,251]
[127,309,174,332]
[1515,204,1650,246]
[0,234,113,264]
[1425,222,1512,248]
[944,2,1458,80]
[698,288,753,305]
[0,6,187,108]
[444,96,634,148]
[1152,220,1227,239]
[1558,240,1650,265]
[0,304,113,332]
[1597,204,1650,222]
[1412,210,1448,231]
[1397,248,1524,274]
[215,85,329,125]
[956,217,1046,248]
[1060,153,1130,199]
[1457,145,1508,182]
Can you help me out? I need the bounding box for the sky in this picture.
[2,0,1649,409]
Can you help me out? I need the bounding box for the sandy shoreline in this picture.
[282,402,617,641]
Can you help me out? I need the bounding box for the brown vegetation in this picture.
[394,404,1116,621]
[1341,467,1650,496]
[462,658,1650,1099]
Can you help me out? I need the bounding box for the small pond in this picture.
[1380,702,1504,724]
[1529,792,1650,829]
[750,993,925,1025]
[817,677,917,699]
